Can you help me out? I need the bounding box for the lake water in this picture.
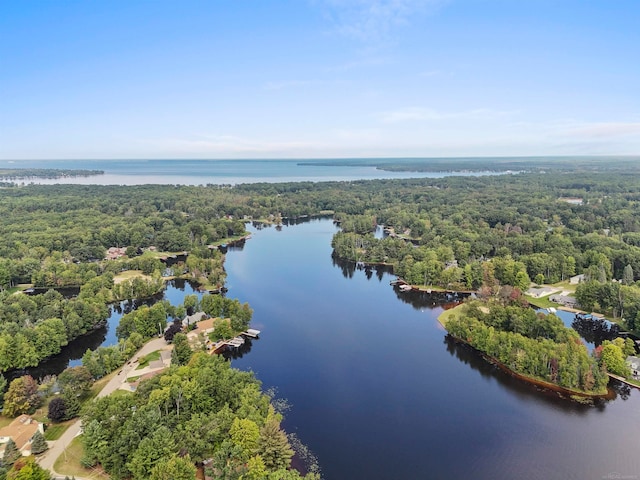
[17,218,640,479]
[223,219,640,480]
[12,279,205,380]
[0,159,505,185]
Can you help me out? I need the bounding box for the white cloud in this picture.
[419,69,443,77]
[557,122,640,138]
[318,0,445,42]
[377,106,516,123]
[263,80,318,91]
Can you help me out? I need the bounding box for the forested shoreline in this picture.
[3,168,640,374]
[440,300,610,396]
[2,164,640,477]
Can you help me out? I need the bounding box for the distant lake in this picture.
[0,159,508,185]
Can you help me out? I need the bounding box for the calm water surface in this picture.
[13,279,204,379]
[1,159,506,185]
[19,218,640,479]
[223,219,640,480]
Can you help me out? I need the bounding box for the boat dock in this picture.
[211,329,261,354]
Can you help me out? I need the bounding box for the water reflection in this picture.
[7,327,107,381]
[571,314,620,347]
[394,288,467,310]
[25,286,81,298]
[331,255,392,281]
[11,279,204,380]
[444,337,610,411]
[222,338,254,360]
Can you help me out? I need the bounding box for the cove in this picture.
[223,218,640,480]
[11,279,205,380]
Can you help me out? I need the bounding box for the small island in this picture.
[439,298,610,397]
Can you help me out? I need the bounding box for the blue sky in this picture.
[1,0,639,159]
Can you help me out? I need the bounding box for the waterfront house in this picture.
[549,294,578,307]
[525,286,557,298]
[627,356,640,380]
[0,415,44,457]
[182,311,208,331]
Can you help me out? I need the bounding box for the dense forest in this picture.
[442,299,609,395]
[2,162,640,476]
[82,352,319,480]
[2,168,640,372]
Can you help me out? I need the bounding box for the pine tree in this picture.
[62,393,80,420]
[257,419,293,471]
[2,438,21,466]
[30,430,48,455]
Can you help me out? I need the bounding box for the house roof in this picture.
[626,356,640,368]
[189,317,214,334]
[0,415,40,451]
[182,312,208,328]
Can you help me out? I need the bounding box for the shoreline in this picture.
[437,305,610,399]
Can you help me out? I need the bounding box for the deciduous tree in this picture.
[3,376,40,417]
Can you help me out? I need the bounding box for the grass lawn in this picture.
[87,369,119,401]
[437,304,466,328]
[0,415,13,428]
[54,435,110,480]
[524,295,561,309]
[110,389,133,398]
[113,269,151,285]
[552,280,576,293]
[136,350,161,369]
[45,422,71,441]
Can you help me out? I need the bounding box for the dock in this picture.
[211,329,261,354]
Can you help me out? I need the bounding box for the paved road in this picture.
[38,337,173,479]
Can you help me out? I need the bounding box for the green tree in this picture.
[623,264,634,285]
[30,431,48,455]
[243,455,268,480]
[127,426,175,480]
[3,439,21,466]
[171,333,193,366]
[600,342,630,377]
[6,457,51,480]
[623,337,636,357]
[257,419,293,471]
[0,374,7,407]
[58,366,93,399]
[149,454,196,480]
[210,318,233,341]
[514,270,531,291]
[230,418,260,460]
[61,393,81,420]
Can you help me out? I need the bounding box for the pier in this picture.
[211,329,261,354]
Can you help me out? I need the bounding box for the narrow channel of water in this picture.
[13,279,204,379]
